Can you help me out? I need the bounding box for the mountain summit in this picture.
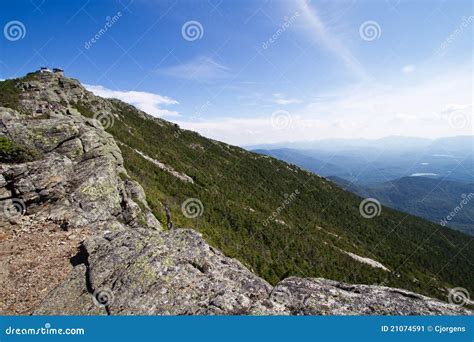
[0,71,472,315]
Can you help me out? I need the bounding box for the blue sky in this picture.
[1,0,472,145]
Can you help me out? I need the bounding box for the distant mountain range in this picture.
[248,136,473,155]
[250,136,473,185]
[251,136,474,236]
[329,176,474,236]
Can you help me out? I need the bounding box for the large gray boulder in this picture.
[36,228,272,315]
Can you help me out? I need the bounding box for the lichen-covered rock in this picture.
[250,277,472,315]
[0,104,160,231]
[36,228,272,315]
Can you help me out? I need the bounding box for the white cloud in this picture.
[272,93,302,105]
[176,66,473,146]
[159,56,231,81]
[401,65,415,74]
[84,84,180,118]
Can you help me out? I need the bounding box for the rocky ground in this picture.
[0,72,471,315]
[0,216,90,314]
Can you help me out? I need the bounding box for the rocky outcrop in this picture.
[1,72,471,316]
[0,107,159,231]
[0,72,159,231]
[251,278,471,315]
[36,228,272,315]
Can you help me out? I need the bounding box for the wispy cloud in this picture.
[235,92,302,107]
[84,84,180,117]
[272,93,302,105]
[159,56,231,81]
[294,0,368,80]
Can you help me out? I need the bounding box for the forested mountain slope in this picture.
[330,176,474,236]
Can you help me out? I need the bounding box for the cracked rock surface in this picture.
[0,105,159,230]
[251,278,471,315]
[1,72,471,316]
[36,228,272,315]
